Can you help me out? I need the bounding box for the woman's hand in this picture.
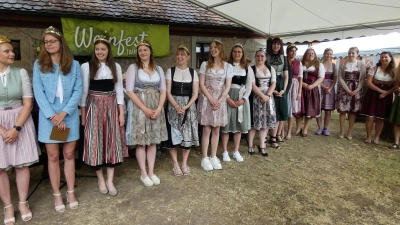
[261,95,270,104]
[278,90,285,96]
[2,129,18,143]
[151,108,161,120]
[119,113,125,127]
[379,90,388,99]
[235,99,245,107]
[51,112,67,125]
[346,90,354,96]
[227,98,237,108]
[57,121,66,131]
[273,90,281,97]
[174,104,182,114]
[208,96,219,108]
[297,92,302,101]
[143,107,154,118]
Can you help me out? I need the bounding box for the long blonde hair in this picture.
[301,48,319,68]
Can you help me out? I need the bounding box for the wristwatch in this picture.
[13,126,22,132]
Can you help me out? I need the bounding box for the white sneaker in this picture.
[232,151,244,162]
[149,175,160,185]
[140,176,154,187]
[210,156,222,170]
[222,151,231,162]
[201,157,213,171]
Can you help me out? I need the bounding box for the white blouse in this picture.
[166,67,199,83]
[255,66,276,83]
[302,63,325,78]
[368,66,393,82]
[79,62,124,106]
[0,66,33,98]
[199,61,234,79]
[344,61,360,72]
[231,63,255,100]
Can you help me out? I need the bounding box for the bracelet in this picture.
[0,130,6,137]
[266,93,271,97]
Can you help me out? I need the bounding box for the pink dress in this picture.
[197,61,233,127]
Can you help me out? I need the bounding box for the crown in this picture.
[178,44,189,53]
[213,39,222,44]
[288,43,296,48]
[272,35,281,40]
[233,43,243,49]
[45,26,62,36]
[95,35,110,43]
[137,40,151,47]
[0,34,11,44]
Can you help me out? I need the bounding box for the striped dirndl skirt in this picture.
[83,91,128,166]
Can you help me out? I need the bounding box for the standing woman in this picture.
[80,37,128,195]
[266,37,288,143]
[33,26,81,212]
[248,49,277,156]
[0,34,39,224]
[298,48,325,136]
[286,44,303,138]
[361,52,396,144]
[163,45,199,176]
[221,43,254,162]
[125,40,167,186]
[198,40,233,171]
[315,48,337,136]
[388,66,400,149]
[336,47,366,139]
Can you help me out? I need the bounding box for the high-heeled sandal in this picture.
[66,190,79,210]
[269,136,281,149]
[248,146,255,155]
[18,202,32,222]
[53,193,65,213]
[3,204,15,225]
[257,146,269,157]
[276,135,284,143]
[293,129,302,136]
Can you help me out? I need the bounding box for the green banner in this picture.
[61,17,169,57]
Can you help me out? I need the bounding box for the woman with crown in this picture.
[79,36,128,195]
[197,40,233,171]
[0,34,39,224]
[125,40,167,186]
[161,45,199,176]
[33,26,82,212]
[220,43,254,161]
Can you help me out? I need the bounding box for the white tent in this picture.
[187,0,400,43]
[294,32,400,58]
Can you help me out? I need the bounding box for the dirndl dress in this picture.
[320,63,336,111]
[0,66,39,170]
[267,54,288,121]
[125,65,168,146]
[82,79,128,166]
[389,94,400,125]
[301,66,321,117]
[290,60,303,117]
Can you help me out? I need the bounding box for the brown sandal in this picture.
[172,166,183,176]
[182,166,191,175]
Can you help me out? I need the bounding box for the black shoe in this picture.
[269,136,281,149]
[257,146,269,157]
[248,146,255,155]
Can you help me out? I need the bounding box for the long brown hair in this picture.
[394,65,400,86]
[377,51,395,77]
[302,48,319,68]
[206,40,227,72]
[38,32,73,75]
[135,40,156,70]
[228,44,248,69]
[268,37,284,55]
[89,39,117,83]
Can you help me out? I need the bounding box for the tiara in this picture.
[213,39,222,44]
[233,43,243,48]
[272,35,281,40]
[257,48,266,52]
[178,44,189,53]
[45,26,62,36]
[137,40,151,47]
[95,35,110,43]
[288,43,296,48]
[0,34,11,44]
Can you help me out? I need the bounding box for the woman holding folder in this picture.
[33,26,82,212]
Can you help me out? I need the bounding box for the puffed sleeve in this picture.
[244,66,255,99]
[165,68,172,80]
[125,64,136,91]
[367,66,376,76]
[158,66,166,90]
[270,67,277,83]
[20,68,33,98]
[225,63,234,79]
[79,62,89,106]
[115,63,124,105]
[62,61,82,115]
[318,63,325,78]
[199,61,207,75]
[298,61,304,78]
[33,60,56,118]
[193,70,199,82]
